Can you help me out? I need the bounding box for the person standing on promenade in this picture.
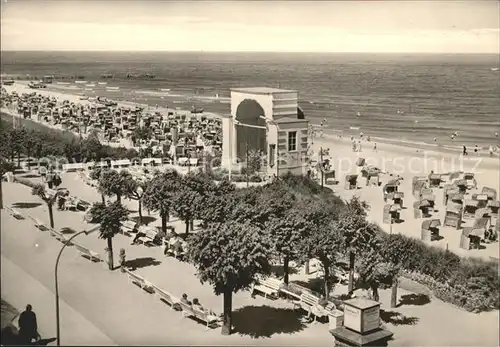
[474,144,479,156]
[18,304,40,345]
[373,143,377,152]
[489,145,494,157]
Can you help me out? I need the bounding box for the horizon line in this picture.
[1,50,498,55]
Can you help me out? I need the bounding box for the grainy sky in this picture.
[1,0,499,53]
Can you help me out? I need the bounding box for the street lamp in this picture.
[55,225,99,347]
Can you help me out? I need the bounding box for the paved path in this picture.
[2,180,499,346]
[1,255,116,346]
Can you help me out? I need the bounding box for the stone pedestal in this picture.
[330,298,393,347]
[330,326,393,347]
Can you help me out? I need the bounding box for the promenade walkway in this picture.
[1,180,499,346]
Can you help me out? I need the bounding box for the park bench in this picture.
[178,302,220,330]
[150,283,179,310]
[293,292,322,311]
[293,293,333,322]
[136,227,159,246]
[65,197,78,211]
[124,268,153,292]
[49,228,70,244]
[121,220,137,235]
[26,214,50,231]
[6,206,24,220]
[73,243,101,262]
[251,277,283,299]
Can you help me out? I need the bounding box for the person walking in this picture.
[18,304,40,345]
[489,145,494,157]
[373,143,377,152]
[463,145,468,156]
[474,144,479,156]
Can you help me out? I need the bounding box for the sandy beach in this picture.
[2,81,499,261]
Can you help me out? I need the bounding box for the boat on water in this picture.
[349,126,360,130]
[56,82,70,85]
[79,96,89,100]
[2,80,15,86]
[98,82,107,85]
[84,88,93,91]
[86,84,96,87]
[491,68,499,72]
[75,81,87,84]
[159,88,171,92]
[106,86,120,90]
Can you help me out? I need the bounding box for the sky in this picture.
[1,0,499,53]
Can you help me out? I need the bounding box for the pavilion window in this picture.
[288,131,297,151]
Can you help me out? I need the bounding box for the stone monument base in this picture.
[330,327,393,347]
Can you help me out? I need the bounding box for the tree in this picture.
[171,172,215,235]
[126,179,147,224]
[142,170,180,234]
[90,201,129,270]
[338,197,379,294]
[187,221,272,335]
[355,248,399,302]
[81,130,103,161]
[31,184,58,228]
[0,158,15,209]
[197,178,236,225]
[379,234,407,308]
[89,168,106,204]
[300,199,342,299]
[266,200,312,284]
[97,169,135,205]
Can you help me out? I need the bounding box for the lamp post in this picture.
[55,225,99,347]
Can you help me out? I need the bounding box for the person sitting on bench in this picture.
[131,230,146,245]
[181,293,191,305]
[192,298,220,318]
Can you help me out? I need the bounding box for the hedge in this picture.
[13,176,38,189]
[380,232,499,312]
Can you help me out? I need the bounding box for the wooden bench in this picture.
[123,268,153,292]
[26,214,50,231]
[6,206,24,220]
[293,293,322,311]
[137,227,159,246]
[251,277,283,299]
[178,302,220,330]
[73,243,101,262]
[122,220,137,234]
[49,228,70,244]
[150,283,179,310]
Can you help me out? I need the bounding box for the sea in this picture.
[1,51,499,149]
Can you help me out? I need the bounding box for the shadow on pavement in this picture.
[131,216,157,225]
[380,309,419,326]
[398,293,431,307]
[12,202,43,209]
[34,337,57,345]
[60,227,77,235]
[232,305,306,338]
[270,265,299,278]
[126,257,161,270]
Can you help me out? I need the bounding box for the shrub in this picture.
[13,176,38,188]
[383,232,499,312]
